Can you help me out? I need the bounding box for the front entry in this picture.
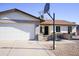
[44,26,49,35]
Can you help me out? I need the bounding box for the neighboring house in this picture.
[40,20,77,35]
[0,8,42,41]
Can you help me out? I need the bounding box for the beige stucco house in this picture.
[40,20,77,35]
[0,8,78,41]
[0,8,42,41]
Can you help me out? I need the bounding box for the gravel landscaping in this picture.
[39,40,79,56]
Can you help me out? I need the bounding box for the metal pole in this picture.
[47,12,55,50]
[53,13,55,50]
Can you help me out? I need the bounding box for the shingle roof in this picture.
[40,20,77,26]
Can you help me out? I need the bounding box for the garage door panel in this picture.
[0,24,35,40]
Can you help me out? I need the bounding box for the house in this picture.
[40,20,77,36]
[0,8,78,41]
[0,8,43,41]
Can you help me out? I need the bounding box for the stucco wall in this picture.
[40,25,77,35]
[72,26,77,33]
[50,25,76,34]
[0,11,39,21]
[60,26,68,33]
[49,25,68,34]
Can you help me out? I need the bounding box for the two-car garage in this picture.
[0,23,35,41]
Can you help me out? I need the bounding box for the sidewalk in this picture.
[0,40,55,56]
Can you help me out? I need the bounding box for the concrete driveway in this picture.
[0,40,55,56]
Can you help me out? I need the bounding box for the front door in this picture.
[68,26,72,34]
[44,26,49,35]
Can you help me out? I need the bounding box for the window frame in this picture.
[56,26,60,32]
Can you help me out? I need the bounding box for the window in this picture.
[56,26,60,32]
[40,26,42,33]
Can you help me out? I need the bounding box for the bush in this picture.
[47,32,63,41]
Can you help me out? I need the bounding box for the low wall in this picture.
[77,30,79,35]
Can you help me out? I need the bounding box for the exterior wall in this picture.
[35,25,40,35]
[72,26,77,33]
[40,25,50,35]
[60,26,68,33]
[0,23,35,40]
[49,25,68,34]
[49,25,55,34]
[0,11,39,21]
[40,25,77,35]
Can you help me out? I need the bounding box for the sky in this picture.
[0,3,79,24]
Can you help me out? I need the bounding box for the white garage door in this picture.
[0,23,35,40]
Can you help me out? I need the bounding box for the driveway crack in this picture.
[6,40,16,56]
[37,41,54,56]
